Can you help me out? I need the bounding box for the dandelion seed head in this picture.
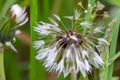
[34,4,112,78]
[57,31,83,48]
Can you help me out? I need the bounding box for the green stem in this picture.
[100,49,109,80]
[30,0,46,80]
[107,19,120,80]
[70,72,77,80]
[0,48,5,80]
[30,0,38,80]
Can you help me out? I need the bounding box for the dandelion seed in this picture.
[54,14,61,21]
[93,27,103,33]
[80,21,91,28]
[96,1,105,10]
[64,16,73,20]
[34,40,45,49]
[74,9,81,19]
[103,11,110,18]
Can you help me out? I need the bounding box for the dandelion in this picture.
[34,8,111,79]
[34,16,105,78]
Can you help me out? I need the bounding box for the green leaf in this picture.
[4,50,20,80]
[108,51,120,66]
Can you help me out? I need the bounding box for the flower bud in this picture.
[10,4,28,26]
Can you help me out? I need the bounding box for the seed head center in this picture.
[58,31,83,48]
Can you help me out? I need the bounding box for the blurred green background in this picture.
[0,0,120,80]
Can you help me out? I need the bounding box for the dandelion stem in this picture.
[70,71,77,80]
[0,48,5,80]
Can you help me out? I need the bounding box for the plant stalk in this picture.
[71,71,77,80]
[0,48,5,80]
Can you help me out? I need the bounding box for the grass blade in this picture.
[109,51,120,65]
[30,0,46,80]
[0,48,5,80]
[0,0,16,21]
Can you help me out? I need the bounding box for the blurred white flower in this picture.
[10,4,28,26]
[34,12,109,78]
[0,4,28,52]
